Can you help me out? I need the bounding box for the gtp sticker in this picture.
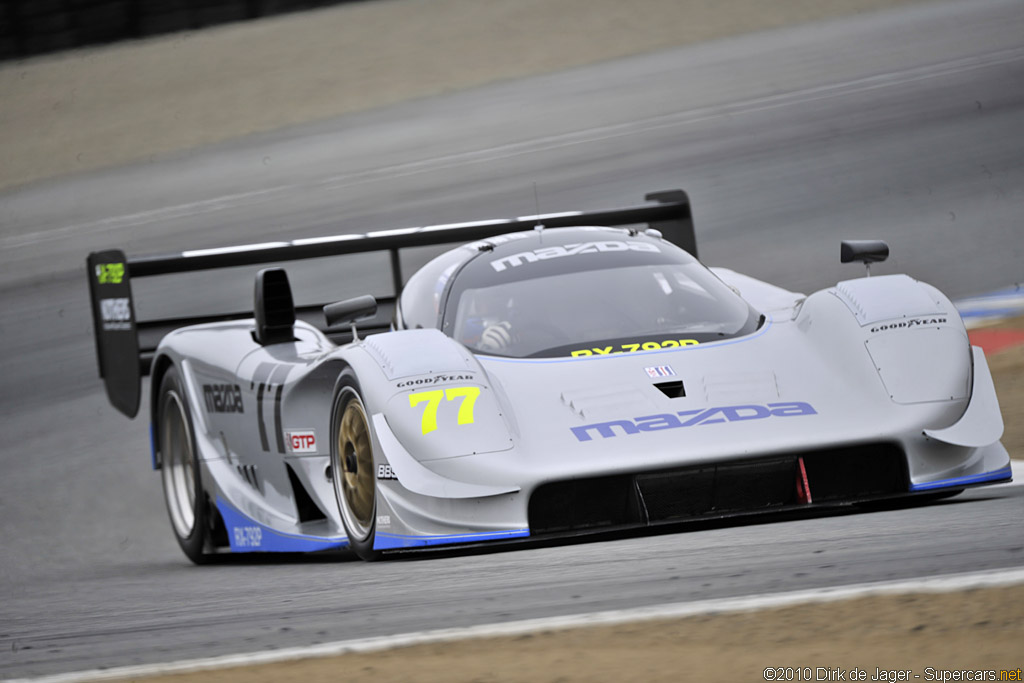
[285,429,317,454]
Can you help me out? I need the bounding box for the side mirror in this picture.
[324,295,377,329]
[840,240,889,264]
[840,240,889,277]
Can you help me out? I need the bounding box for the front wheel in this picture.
[331,375,380,561]
[158,365,212,564]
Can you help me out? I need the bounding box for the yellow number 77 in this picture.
[408,386,481,434]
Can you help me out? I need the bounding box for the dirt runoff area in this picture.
[984,317,1024,460]
[0,0,938,191]
[116,585,1024,683]
[110,317,1024,683]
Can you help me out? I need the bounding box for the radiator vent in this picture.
[528,443,907,534]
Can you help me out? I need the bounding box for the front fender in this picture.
[830,274,970,405]
[795,275,970,433]
[372,414,518,497]
[343,329,515,462]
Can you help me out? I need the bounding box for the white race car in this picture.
[86,190,1010,562]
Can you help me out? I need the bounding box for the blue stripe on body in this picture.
[374,528,530,550]
[216,498,349,553]
[909,464,1012,492]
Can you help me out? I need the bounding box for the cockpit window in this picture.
[444,261,761,358]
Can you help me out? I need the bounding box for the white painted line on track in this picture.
[9,566,1024,683]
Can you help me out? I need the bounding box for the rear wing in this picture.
[86,189,694,417]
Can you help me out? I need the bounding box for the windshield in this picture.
[446,262,761,358]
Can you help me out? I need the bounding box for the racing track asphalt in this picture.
[2,0,1023,678]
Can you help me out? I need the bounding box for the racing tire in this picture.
[158,365,212,565]
[331,373,381,561]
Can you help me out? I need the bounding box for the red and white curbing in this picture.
[957,286,1024,354]
[956,286,1024,330]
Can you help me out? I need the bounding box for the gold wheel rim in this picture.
[337,392,374,540]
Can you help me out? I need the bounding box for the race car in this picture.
[86,190,1011,563]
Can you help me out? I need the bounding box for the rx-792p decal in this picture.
[571,338,699,357]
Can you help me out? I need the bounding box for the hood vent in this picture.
[703,371,778,403]
[654,380,685,399]
[560,386,657,420]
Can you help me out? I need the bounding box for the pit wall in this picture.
[0,0,357,60]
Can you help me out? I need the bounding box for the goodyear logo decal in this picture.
[95,262,125,284]
[571,401,816,441]
[870,317,947,333]
[396,373,474,388]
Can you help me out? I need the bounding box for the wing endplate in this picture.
[86,249,141,417]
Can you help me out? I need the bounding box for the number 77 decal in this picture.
[408,386,481,434]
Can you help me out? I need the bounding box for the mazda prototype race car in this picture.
[86,190,1011,563]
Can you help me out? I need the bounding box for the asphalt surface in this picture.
[2,0,1024,678]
